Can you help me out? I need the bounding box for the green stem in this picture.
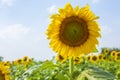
[69,57,74,80]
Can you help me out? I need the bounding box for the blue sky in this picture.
[0,0,120,61]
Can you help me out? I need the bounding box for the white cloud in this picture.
[92,0,99,4]
[0,0,15,7]
[0,24,30,39]
[47,5,57,13]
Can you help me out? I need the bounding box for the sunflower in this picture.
[0,62,10,80]
[4,61,11,66]
[46,3,100,58]
[22,56,30,65]
[13,59,22,65]
[102,48,109,55]
[98,53,103,60]
[110,51,117,58]
[74,57,83,64]
[56,54,67,63]
[115,52,120,62]
[90,55,98,63]
[17,59,22,64]
[116,52,120,57]
[22,56,29,62]
[102,56,107,61]
[12,61,15,65]
[28,58,33,63]
[87,55,91,61]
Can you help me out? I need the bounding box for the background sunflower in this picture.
[0,62,10,80]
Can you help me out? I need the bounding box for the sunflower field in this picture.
[0,48,120,80]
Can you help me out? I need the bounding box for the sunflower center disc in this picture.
[92,56,97,61]
[99,55,102,59]
[60,16,89,47]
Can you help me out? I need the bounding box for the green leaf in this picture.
[72,70,81,80]
[38,61,55,70]
[76,66,116,80]
[92,48,98,53]
[23,64,41,76]
[54,72,68,80]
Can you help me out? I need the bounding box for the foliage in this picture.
[1,48,120,80]
[0,56,3,61]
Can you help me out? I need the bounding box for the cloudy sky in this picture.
[0,0,120,61]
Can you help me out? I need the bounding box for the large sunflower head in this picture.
[46,3,101,58]
[0,62,10,80]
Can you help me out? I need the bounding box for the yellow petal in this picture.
[78,4,89,17]
[89,30,101,37]
[64,3,73,17]
[50,14,63,21]
[60,44,68,58]
[73,6,79,15]
[64,3,73,12]
[88,21,100,31]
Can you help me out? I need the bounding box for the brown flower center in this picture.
[103,57,106,60]
[99,55,102,59]
[59,16,89,47]
[59,55,64,60]
[92,56,97,61]
[75,57,80,62]
[117,53,120,57]
[87,56,90,60]
[112,53,115,56]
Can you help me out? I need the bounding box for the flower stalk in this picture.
[69,57,74,80]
